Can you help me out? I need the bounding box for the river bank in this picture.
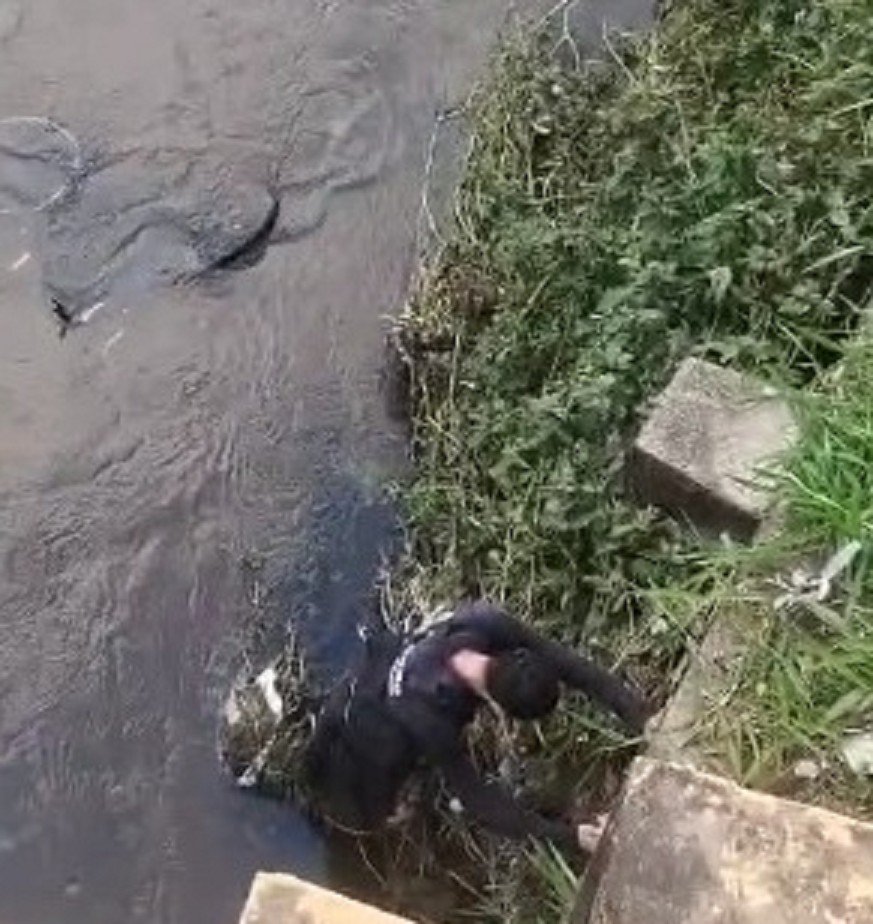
[394,0,873,918]
[0,2,565,921]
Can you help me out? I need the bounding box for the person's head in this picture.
[485,647,560,720]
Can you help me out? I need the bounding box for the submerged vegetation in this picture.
[392,0,873,918]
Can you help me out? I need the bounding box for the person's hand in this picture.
[576,814,608,853]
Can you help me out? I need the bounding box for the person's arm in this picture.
[439,750,579,852]
[390,692,575,848]
[451,602,648,734]
[532,636,648,734]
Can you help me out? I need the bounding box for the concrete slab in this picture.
[647,616,744,766]
[575,758,873,924]
[631,358,795,540]
[239,872,414,924]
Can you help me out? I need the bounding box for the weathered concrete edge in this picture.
[646,613,745,766]
[239,871,415,924]
[573,756,873,924]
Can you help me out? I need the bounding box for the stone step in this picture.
[631,358,796,541]
[239,872,414,924]
[574,757,873,924]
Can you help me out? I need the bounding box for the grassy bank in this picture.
[394,0,873,918]
[693,338,873,813]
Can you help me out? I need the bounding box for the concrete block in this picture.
[239,872,414,924]
[574,758,873,924]
[631,358,795,540]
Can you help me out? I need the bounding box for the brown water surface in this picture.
[0,1,651,920]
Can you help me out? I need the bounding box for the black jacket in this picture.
[305,602,647,848]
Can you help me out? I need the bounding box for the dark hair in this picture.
[486,648,560,720]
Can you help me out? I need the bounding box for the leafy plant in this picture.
[392,0,873,919]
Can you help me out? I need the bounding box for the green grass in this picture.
[399,0,873,635]
[694,339,873,813]
[393,0,873,920]
[785,339,873,544]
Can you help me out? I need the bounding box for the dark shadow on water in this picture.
[269,473,402,683]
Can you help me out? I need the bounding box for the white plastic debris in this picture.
[817,541,863,600]
[774,540,863,611]
[77,301,106,325]
[576,815,608,853]
[235,739,275,788]
[237,766,259,789]
[793,759,821,781]
[841,732,873,777]
[255,666,284,719]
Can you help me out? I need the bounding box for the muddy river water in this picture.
[0,2,650,922]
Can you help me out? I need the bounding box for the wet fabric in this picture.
[305,602,648,849]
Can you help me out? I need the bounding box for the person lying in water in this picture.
[302,601,649,852]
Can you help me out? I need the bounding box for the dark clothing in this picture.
[304,602,647,849]
[303,631,415,832]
